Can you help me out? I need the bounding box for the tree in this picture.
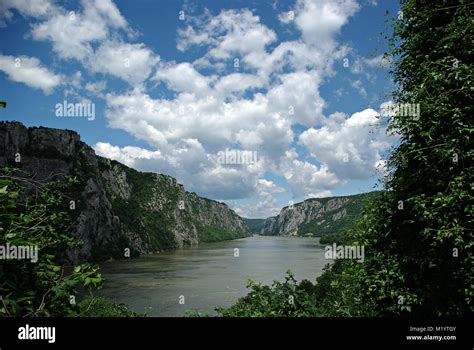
[332,0,473,316]
[0,169,103,316]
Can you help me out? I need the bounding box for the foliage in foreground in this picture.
[0,169,136,317]
[77,297,142,317]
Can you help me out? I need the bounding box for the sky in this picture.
[0,0,400,218]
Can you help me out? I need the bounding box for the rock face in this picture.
[0,121,249,262]
[259,194,375,238]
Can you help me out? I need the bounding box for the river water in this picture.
[97,236,328,316]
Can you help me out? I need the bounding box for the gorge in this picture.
[0,121,249,263]
[0,121,373,264]
[0,121,375,316]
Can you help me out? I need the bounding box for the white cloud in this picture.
[97,4,364,202]
[281,0,360,51]
[94,142,161,165]
[153,62,213,96]
[85,80,107,95]
[299,108,395,180]
[266,70,326,126]
[351,79,367,97]
[214,73,263,96]
[280,149,342,198]
[0,0,57,26]
[89,0,128,29]
[1,0,390,208]
[88,40,159,84]
[257,179,286,197]
[103,89,294,162]
[364,54,391,68]
[30,0,130,60]
[230,195,282,219]
[0,54,62,94]
[305,190,332,199]
[177,9,277,61]
[94,138,264,200]
[31,11,104,60]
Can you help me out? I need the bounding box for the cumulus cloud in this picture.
[96,2,367,206]
[0,0,57,26]
[230,195,282,219]
[103,89,294,161]
[266,70,326,126]
[12,0,158,86]
[305,190,332,199]
[299,108,395,180]
[94,142,161,166]
[257,179,286,197]
[0,0,396,216]
[177,9,277,60]
[30,0,129,61]
[0,54,62,94]
[153,62,213,96]
[94,138,265,200]
[281,0,360,51]
[279,149,342,198]
[88,40,159,84]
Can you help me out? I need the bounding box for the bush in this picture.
[77,297,142,317]
[0,168,136,317]
[216,271,319,317]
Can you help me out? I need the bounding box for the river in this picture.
[97,236,328,316]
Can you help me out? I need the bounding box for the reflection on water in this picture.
[97,236,328,316]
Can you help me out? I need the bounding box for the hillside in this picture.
[243,218,266,234]
[259,192,378,242]
[0,121,249,262]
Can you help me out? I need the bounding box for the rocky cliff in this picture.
[258,193,377,239]
[0,121,249,262]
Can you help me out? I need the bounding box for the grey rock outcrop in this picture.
[0,121,249,262]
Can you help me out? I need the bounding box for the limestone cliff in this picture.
[0,121,249,262]
[259,193,376,239]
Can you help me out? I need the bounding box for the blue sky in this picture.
[0,0,400,218]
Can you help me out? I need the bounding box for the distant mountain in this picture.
[0,121,250,262]
[243,218,266,234]
[257,192,378,242]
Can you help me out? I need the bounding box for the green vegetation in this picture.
[216,271,319,317]
[76,297,142,317]
[218,0,473,317]
[0,168,137,317]
[243,218,266,234]
[297,192,379,240]
[101,159,182,253]
[259,192,377,243]
[197,224,245,242]
[99,158,248,251]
